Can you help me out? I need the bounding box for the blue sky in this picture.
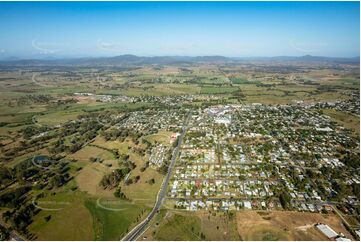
[0,1,359,58]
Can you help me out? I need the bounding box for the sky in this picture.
[0,1,359,58]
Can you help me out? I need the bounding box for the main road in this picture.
[121,113,191,241]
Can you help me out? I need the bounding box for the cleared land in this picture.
[143,210,355,241]
[236,211,354,241]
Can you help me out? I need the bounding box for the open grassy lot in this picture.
[28,192,94,241]
[36,111,83,126]
[85,198,148,240]
[75,162,117,197]
[143,131,173,146]
[236,211,354,241]
[121,83,201,96]
[245,94,296,105]
[144,210,239,241]
[68,145,114,163]
[200,85,238,94]
[121,168,164,207]
[67,142,120,197]
[243,88,350,105]
[322,109,360,136]
[92,137,128,151]
[152,212,202,240]
[29,190,148,241]
[198,211,240,240]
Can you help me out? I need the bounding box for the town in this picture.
[164,104,359,215]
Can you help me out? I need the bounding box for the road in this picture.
[121,113,190,241]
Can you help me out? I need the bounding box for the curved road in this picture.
[121,113,190,241]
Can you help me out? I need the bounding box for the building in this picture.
[315,224,338,239]
[335,237,351,241]
[244,201,252,209]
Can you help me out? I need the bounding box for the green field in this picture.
[200,85,238,94]
[154,213,202,240]
[85,199,148,240]
[229,77,261,84]
[28,192,94,241]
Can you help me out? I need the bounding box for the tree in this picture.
[114,187,126,199]
[279,192,291,209]
[0,225,9,240]
[148,178,155,185]
[44,215,51,222]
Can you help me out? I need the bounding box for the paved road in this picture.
[121,113,190,241]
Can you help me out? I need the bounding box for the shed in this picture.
[315,224,338,239]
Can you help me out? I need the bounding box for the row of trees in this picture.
[15,94,53,106]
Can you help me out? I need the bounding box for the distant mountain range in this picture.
[237,55,360,63]
[0,54,359,66]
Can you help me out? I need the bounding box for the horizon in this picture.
[0,1,359,58]
[1,53,361,62]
